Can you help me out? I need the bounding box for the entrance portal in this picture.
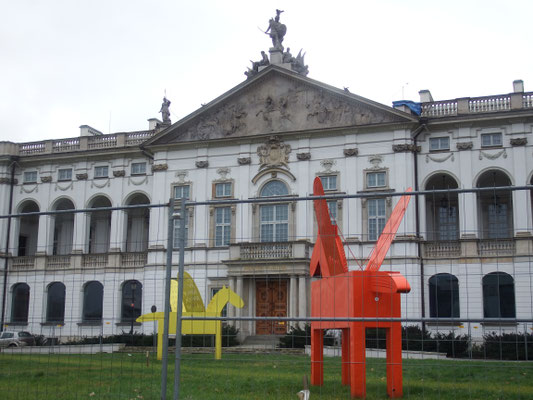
[255,280,287,335]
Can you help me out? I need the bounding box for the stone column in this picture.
[72,212,87,253]
[36,215,51,255]
[289,275,298,329]
[227,277,236,327]
[236,276,243,333]
[298,275,307,328]
[460,193,478,238]
[109,209,126,253]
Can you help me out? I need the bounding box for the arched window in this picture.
[52,199,75,255]
[121,280,142,322]
[125,194,150,252]
[477,171,513,239]
[88,197,112,253]
[46,282,66,323]
[429,273,460,318]
[17,201,39,256]
[483,272,515,318]
[425,174,459,241]
[82,281,104,322]
[11,283,30,323]
[259,180,289,242]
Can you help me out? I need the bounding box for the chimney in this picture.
[419,90,434,103]
[513,80,524,93]
[79,125,103,137]
[148,118,163,130]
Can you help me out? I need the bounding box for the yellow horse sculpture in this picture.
[137,272,244,360]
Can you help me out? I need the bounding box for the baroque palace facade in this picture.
[1,47,533,340]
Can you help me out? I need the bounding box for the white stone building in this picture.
[1,50,532,341]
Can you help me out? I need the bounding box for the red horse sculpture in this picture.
[310,177,412,398]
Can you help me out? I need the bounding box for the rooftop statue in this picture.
[159,97,171,124]
[265,9,287,51]
[245,51,270,79]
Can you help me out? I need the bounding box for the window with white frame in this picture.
[366,171,386,189]
[319,175,337,191]
[259,180,289,242]
[174,185,190,200]
[173,210,189,248]
[481,132,502,147]
[131,162,146,175]
[215,207,231,246]
[58,168,72,181]
[23,171,37,183]
[327,200,338,225]
[429,137,450,151]
[367,198,386,241]
[94,166,108,178]
[215,182,232,198]
[260,204,288,242]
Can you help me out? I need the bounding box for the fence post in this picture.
[160,198,175,400]
[173,197,187,400]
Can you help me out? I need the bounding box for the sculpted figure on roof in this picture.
[265,9,286,51]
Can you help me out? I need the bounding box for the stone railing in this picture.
[46,255,71,269]
[88,134,117,149]
[240,242,293,259]
[121,252,147,267]
[421,100,458,117]
[423,241,461,258]
[11,256,35,270]
[477,239,516,256]
[421,92,533,117]
[82,254,109,268]
[10,130,156,157]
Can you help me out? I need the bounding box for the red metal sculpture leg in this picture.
[350,324,366,398]
[341,328,351,386]
[386,324,403,398]
[311,328,324,386]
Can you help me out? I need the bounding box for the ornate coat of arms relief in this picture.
[257,135,291,170]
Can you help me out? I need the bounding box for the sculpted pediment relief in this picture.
[151,70,414,144]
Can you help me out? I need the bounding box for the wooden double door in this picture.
[255,280,288,335]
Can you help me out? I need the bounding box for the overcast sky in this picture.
[2,0,533,143]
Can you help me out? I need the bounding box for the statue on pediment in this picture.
[160,97,171,124]
[265,9,286,51]
[257,136,291,170]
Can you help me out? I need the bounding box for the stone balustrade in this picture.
[233,241,310,260]
[1,130,156,157]
[421,92,533,117]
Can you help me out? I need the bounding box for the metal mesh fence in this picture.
[1,186,532,399]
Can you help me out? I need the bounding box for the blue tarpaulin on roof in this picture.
[392,100,421,116]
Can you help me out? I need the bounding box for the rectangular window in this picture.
[366,172,386,188]
[23,171,37,183]
[215,182,232,198]
[173,211,189,248]
[131,162,146,175]
[368,198,386,241]
[437,205,458,240]
[327,200,337,225]
[174,185,190,200]
[58,168,72,181]
[319,175,337,191]
[94,166,108,178]
[260,204,289,242]
[481,133,502,147]
[487,203,509,239]
[429,137,450,151]
[215,207,231,246]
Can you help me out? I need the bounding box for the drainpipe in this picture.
[412,123,427,332]
[1,158,18,332]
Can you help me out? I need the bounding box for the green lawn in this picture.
[0,351,532,399]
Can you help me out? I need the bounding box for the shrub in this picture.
[278,324,335,348]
